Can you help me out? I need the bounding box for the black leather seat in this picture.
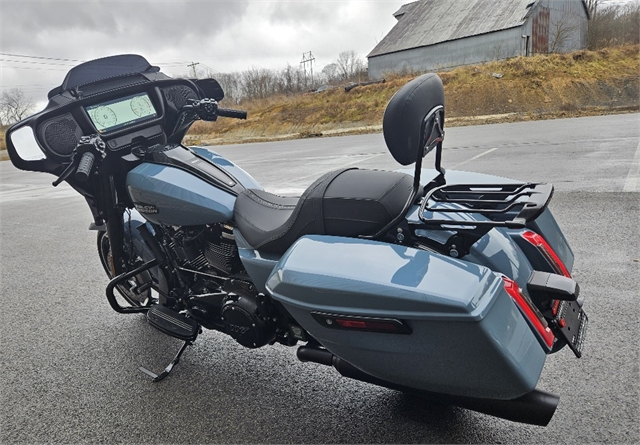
[233,168,414,254]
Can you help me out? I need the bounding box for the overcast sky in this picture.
[0,0,634,106]
[1,0,409,103]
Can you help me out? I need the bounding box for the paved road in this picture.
[1,113,638,443]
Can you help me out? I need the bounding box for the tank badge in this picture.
[134,203,159,214]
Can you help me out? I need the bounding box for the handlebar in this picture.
[217,108,247,120]
[52,134,104,187]
[182,99,247,121]
[75,152,96,182]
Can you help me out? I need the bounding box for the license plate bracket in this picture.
[553,300,588,357]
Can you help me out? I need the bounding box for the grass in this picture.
[187,45,639,145]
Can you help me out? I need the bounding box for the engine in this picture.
[160,224,277,347]
[167,224,243,275]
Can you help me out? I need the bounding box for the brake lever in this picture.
[52,157,78,187]
[52,134,106,187]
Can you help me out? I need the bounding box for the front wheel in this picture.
[97,231,155,308]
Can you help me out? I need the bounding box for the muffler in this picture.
[297,346,559,426]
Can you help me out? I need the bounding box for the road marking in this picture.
[451,147,500,169]
[273,152,386,194]
[623,141,640,192]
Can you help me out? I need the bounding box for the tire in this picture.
[97,231,155,308]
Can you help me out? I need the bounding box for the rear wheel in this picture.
[97,231,155,308]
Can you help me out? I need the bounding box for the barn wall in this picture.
[368,27,526,78]
[524,0,589,54]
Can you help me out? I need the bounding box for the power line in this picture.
[1,52,194,67]
[1,65,70,72]
[0,52,85,63]
[0,58,78,67]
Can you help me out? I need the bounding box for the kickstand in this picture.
[139,340,192,382]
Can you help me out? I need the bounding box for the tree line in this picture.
[199,50,367,104]
[586,0,639,49]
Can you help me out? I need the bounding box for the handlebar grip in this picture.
[216,108,247,120]
[75,152,96,182]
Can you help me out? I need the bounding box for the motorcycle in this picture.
[5,54,588,426]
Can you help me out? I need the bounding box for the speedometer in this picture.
[130,95,153,117]
[91,106,117,129]
[86,92,157,133]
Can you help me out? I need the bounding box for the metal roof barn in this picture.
[368,0,590,78]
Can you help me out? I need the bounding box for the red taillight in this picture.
[312,312,412,335]
[502,277,555,349]
[334,319,399,332]
[522,230,571,278]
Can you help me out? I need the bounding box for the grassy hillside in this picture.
[187,45,639,145]
[1,46,638,161]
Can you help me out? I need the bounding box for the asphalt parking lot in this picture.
[1,113,638,443]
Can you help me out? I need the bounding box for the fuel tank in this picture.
[127,162,237,226]
[126,145,262,226]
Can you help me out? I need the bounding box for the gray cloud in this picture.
[0,0,408,104]
[2,1,250,59]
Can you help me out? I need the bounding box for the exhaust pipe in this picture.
[297,346,559,426]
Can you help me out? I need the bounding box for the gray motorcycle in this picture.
[5,54,588,426]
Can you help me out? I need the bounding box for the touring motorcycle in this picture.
[5,54,588,426]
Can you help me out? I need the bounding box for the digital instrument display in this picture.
[86,92,157,133]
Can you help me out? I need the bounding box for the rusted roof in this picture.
[369,0,539,58]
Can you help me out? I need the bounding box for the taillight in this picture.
[502,277,555,349]
[521,230,571,278]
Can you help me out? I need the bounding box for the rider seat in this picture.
[233,73,445,255]
[233,168,414,254]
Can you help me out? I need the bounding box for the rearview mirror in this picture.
[422,105,445,156]
[194,78,224,102]
[9,126,46,161]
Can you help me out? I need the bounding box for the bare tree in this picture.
[588,1,640,49]
[549,11,581,53]
[335,50,366,82]
[213,72,242,104]
[321,63,341,85]
[0,88,35,125]
[585,0,599,18]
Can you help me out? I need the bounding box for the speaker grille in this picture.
[39,114,81,156]
[163,85,198,110]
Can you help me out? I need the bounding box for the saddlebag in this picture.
[266,235,548,400]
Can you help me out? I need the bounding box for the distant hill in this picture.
[185,45,638,146]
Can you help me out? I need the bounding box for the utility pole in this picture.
[300,51,315,89]
[187,61,200,78]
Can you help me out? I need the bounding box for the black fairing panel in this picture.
[383,73,445,166]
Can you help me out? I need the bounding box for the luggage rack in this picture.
[418,182,554,229]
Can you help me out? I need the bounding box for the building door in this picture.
[532,6,550,54]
